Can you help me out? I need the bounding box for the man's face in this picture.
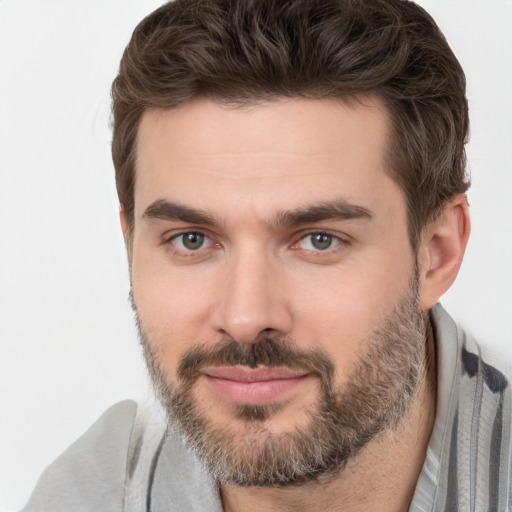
[128,98,425,484]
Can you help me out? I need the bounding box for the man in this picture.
[22,0,511,511]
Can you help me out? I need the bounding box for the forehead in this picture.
[134,97,402,223]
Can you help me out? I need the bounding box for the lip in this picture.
[201,366,310,405]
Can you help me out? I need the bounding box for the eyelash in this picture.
[163,230,350,257]
[294,232,344,252]
[165,231,217,255]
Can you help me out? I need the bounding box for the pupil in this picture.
[312,234,331,250]
[183,233,204,250]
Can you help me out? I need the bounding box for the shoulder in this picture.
[423,305,512,510]
[22,400,165,512]
[432,303,512,388]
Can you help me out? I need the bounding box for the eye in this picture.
[298,233,340,251]
[170,232,211,251]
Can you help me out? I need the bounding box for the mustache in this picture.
[177,336,335,386]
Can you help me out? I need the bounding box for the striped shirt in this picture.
[411,304,511,511]
[23,304,512,511]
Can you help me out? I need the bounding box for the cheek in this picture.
[288,251,415,380]
[131,248,216,372]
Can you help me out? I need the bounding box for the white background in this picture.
[0,1,511,510]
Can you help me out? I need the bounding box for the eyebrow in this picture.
[142,198,373,228]
[143,199,220,226]
[270,200,373,229]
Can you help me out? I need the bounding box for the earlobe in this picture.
[119,207,131,248]
[418,195,471,310]
[119,206,128,245]
[119,207,134,265]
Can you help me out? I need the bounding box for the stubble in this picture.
[134,271,426,487]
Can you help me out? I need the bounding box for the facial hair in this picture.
[133,271,426,487]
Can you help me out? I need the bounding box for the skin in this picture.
[122,97,470,511]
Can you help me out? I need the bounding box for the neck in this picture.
[220,327,437,512]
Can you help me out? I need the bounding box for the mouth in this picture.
[201,366,311,405]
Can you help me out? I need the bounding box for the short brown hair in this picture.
[111,0,470,248]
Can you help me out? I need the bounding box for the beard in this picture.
[133,270,426,487]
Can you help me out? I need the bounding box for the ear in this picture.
[418,195,471,310]
[119,206,131,249]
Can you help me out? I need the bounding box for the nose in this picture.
[213,246,293,344]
